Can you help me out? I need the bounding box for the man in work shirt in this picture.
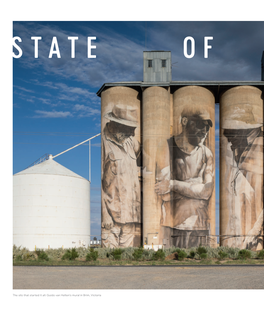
[101,104,141,248]
[155,108,214,248]
[222,104,263,250]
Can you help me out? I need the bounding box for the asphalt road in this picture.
[13,265,264,289]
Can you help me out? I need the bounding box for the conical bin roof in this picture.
[14,158,86,180]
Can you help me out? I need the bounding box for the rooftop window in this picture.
[148,60,152,67]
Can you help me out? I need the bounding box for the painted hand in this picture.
[102,214,114,230]
[155,179,170,194]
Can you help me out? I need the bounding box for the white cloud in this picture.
[91,186,101,191]
[32,110,73,118]
[73,104,100,117]
[14,86,34,93]
[37,97,52,105]
[90,216,101,225]
[27,80,100,106]
[92,143,101,147]
[31,79,59,90]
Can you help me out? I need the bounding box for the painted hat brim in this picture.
[222,119,263,129]
[182,113,213,128]
[203,119,213,128]
[104,112,138,128]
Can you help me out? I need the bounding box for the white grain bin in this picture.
[13,156,90,250]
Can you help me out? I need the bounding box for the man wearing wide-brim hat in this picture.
[222,104,263,250]
[101,104,141,248]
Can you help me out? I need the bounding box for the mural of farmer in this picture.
[222,104,263,250]
[154,108,214,248]
[101,104,141,248]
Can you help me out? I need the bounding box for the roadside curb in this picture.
[13,264,264,267]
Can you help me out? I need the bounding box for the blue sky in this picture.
[13,21,264,239]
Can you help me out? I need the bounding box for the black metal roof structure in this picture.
[97,81,264,103]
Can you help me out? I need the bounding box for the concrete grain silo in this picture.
[97,50,264,249]
[13,155,90,251]
[171,86,216,248]
[220,86,263,250]
[100,86,142,248]
[142,86,170,248]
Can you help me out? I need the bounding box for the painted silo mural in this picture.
[99,83,263,250]
[220,86,263,250]
[142,86,171,248]
[154,86,215,248]
[101,87,142,248]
